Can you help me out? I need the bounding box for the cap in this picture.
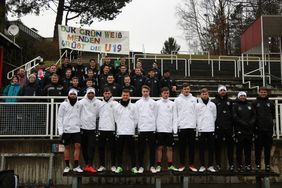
[237,91,247,98]
[68,89,78,96]
[86,87,95,95]
[218,85,227,93]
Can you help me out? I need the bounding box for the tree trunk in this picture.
[53,0,65,41]
[0,0,6,33]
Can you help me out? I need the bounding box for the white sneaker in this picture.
[198,166,206,172]
[178,166,185,172]
[73,166,83,173]
[63,166,71,173]
[138,167,144,173]
[207,166,216,172]
[111,166,117,172]
[98,166,106,172]
[150,166,157,173]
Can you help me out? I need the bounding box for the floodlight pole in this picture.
[261,16,266,87]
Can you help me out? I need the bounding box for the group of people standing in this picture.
[58,83,275,174]
[2,55,177,101]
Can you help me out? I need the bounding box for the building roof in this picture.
[9,20,44,41]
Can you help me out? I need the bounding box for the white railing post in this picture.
[275,100,280,139]
[241,54,245,83]
[211,60,214,77]
[50,98,54,140]
[161,59,164,76]
[46,104,49,138]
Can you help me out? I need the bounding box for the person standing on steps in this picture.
[57,89,83,173]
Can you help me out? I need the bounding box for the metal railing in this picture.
[0,96,282,139]
[7,56,43,80]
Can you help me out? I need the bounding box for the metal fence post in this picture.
[50,98,54,140]
[275,100,279,139]
[211,60,214,77]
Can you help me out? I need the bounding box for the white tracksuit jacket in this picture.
[98,97,118,131]
[195,98,217,132]
[135,97,157,132]
[114,102,137,135]
[79,97,102,130]
[174,93,197,130]
[155,98,177,134]
[57,99,81,135]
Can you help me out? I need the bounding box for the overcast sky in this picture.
[12,0,189,53]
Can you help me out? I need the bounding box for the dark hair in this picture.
[122,89,130,93]
[142,85,150,91]
[103,87,112,93]
[259,87,268,92]
[163,69,170,73]
[89,58,96,62]
[182,82,190,89]
[200,88,209,93]
[11,75,18,81]
[123,74,130,77]
[66,68,72,72]
[107,74,114,78]
[161,87,169,93]
[51,73,59,78]
[86,78,93,82]
[72,76,79,80]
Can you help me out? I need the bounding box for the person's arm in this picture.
[57,103,65,136]
[172,102,178,134]
[2,85,9,96]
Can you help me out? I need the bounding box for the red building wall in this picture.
[241,17,262,53]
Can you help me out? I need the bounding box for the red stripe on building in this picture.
[241,17,262,53]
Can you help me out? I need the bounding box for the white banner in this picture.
[58,25,130,54]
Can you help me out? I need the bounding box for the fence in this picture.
[0,96,282,139]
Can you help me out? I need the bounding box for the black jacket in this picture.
[159,77,176,97]
[232,99,256,135]
[122,85,135,97]
[252,96,275,132]
[145,77,160,97]
[131,75,147,97]
[21,82,41,96]
[98,74,108,90]
[103,83,121,97]
[212,95,233,131]
[43,83,64,96]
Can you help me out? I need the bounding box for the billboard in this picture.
[58,25,130,54]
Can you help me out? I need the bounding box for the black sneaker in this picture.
[237,165,244,172]
[216,165,221,171]
[255,165,261,171]
[229,165,235,172]
[265,165,271,172]
[245,165,252,172]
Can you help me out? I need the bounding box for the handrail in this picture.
[7,56,43,80]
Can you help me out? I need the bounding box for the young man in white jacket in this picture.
[97,87,118,172]
[113,89,138,174]
[195,88,217,172]
[57,89,83,173]
[174,83,197,172]
[155,87,178,172]
[135,85,157,173]
[79,87,102,173]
